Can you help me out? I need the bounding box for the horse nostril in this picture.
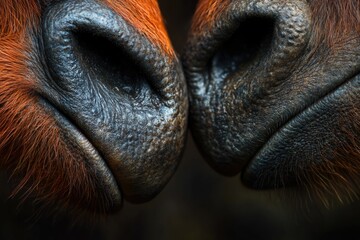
[72,30,150,99]
[185,0,310,90]
[42,1,162,102]
[210,17,275,81]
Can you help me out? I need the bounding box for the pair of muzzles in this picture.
[0,0,359,213]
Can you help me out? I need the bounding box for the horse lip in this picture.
[242,72,360,189]
[38,96,123,210]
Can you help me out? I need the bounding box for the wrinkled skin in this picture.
[184,0,360,203]
[0,0,187,213]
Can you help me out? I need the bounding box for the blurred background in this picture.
[1,0,360,239]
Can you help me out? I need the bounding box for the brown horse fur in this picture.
[191,0,230,33]
[190,0,360,207]
[0,0,108,214]
[298,103,360,208]
[0,0,173,214]
[104,0,175,56]
[308,0,360,48]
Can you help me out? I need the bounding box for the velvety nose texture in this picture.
[184,0,311,175]
[184,0,360,197]
[40,0,188,204]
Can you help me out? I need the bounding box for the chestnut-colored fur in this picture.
[0,0,107,213]
[309,0,360,47]
[299,105,360,208]
[191,0,230,32]
[104,0,174,56]
[288,0,360,207]
[0,0,173,213]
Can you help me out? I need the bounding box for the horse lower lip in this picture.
[38,97,123,209]
[242,73,360,189]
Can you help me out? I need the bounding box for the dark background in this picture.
[1,1,360,239]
